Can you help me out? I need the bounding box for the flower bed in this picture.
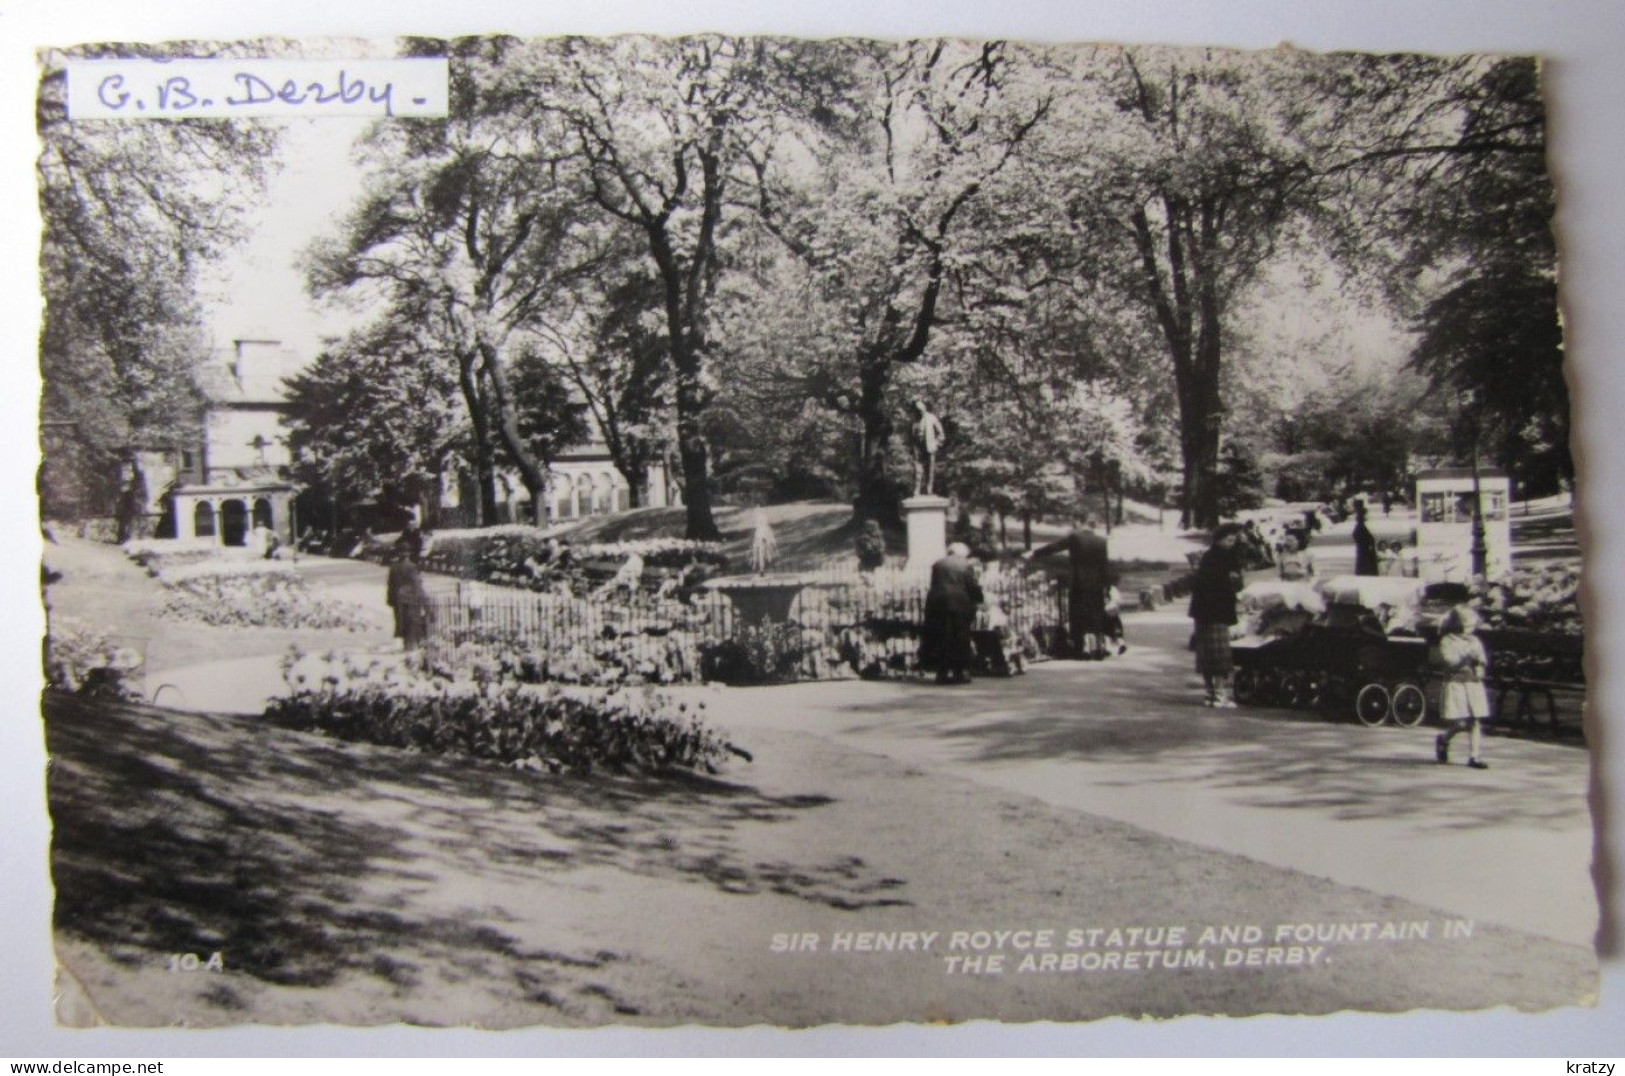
[128,545,378,632]
[430,624,707,688]
[412,529,728,593]
[124,538,247,575]
[266,649,738,775]
[1470,564,1584,635]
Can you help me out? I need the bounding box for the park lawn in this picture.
[42,533,396,676]
[46,690,1593,1028]
[536,497,1207,581]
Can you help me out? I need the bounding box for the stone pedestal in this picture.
[902,495,950,573]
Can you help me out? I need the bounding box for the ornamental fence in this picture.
[420,565,1066,686]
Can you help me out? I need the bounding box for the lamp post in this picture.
[1461,390,1489,579]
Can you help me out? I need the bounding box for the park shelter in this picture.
[1414,467,1512,580]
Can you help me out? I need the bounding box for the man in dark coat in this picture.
[386,539,430,651]
[920,542,983,684]
[1025,517,1111,659]
[1352,500,1380,577]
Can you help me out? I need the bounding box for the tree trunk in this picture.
[1105,471,1118,539]
[669,316,721,540]
[1176,392,1221,530]
[648,226,722,542]
[605,446,651,509]
[1131,201,1227,531]
[852,356,900,525]
[115,453,148,543]
[455,352,499,526]
[1162,287,1223,529]
[478,341,550,524]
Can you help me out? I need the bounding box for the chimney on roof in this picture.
[229,338,282,388]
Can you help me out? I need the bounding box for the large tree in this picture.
[749,39,1052,525]
[1395,59,1567,494]
[37,45,278,534]
[1051,47,1328,528]
[525,35,833,540]
[282,322,462,526]
[532,264,675,508]
[306,36,608,525]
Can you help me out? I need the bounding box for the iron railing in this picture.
[420,566,1065,685]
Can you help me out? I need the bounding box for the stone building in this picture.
[142,337,674,544]
[142,338,300,546]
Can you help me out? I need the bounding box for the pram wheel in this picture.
[1232,667,1261,705]
[1303,672,1329,711]
[1355,682,1391,726]
[1390,681,1427,727]
[1280,670,1312,709]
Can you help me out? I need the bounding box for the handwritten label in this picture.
[66,59,448,120]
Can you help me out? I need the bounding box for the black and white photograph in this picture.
[9,0,1625,1056]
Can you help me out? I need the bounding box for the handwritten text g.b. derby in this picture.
[67,59,448,120]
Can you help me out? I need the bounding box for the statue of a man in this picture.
[909,398,945,496]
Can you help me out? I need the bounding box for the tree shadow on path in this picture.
[821,632,1587,833]
[45,691,902,1011]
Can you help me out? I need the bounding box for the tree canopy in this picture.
[37,44,279,531]
[44,35,1555,539]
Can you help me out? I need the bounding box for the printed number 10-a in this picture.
[167,952,225,973]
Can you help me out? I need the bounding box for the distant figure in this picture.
[1276,533,1315,581]
[1189,523,1245,708]
[1025,517,1111,660]
[386,542,430,651]
[909,398,945,496]
[1352,501,1379,577]
[920,542,983,684]
[749,507,778,574]
[1433,606,1492,770]
[398,519,425,563]
[1103,584,1127,655]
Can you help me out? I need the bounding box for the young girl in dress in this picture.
[1433,605,1492,770]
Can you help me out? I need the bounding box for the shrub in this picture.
[45,617,144,700]
[266,650,739,774]
[698,623,811,685]
[1470,564,1583,635]
[855,521,887,572]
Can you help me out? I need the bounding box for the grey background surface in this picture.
[3,0,1622,1056]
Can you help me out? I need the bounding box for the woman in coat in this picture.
[921,542,983,684]
[1188,523,1245,708]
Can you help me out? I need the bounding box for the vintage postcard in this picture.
[33,28,1598,1031]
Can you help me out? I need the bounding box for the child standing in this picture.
[1103,584,1128,655]
[1433,606,1492,770]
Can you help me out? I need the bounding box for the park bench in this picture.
[1480,628,1586,728]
